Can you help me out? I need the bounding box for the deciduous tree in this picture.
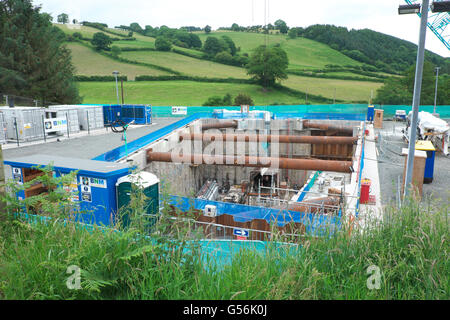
[0,0,80,104]
[246,45,289,87]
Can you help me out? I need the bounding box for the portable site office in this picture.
[4,155,132,226]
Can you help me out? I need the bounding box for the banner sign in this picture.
[44,118,67,133]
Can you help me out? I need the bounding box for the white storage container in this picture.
[46,107,80,134]
[0,106,45,142]
[0,112,7,144]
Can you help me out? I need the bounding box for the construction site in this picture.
[1,99,449,245]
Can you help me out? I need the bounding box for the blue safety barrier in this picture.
[273,112,366,121]
[165,195,342,236]
[93,112,213,162]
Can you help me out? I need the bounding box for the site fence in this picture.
[149,105,450,119]
[165,195,342,237]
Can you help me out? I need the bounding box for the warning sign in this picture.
[80,176,92,203]
[62,174,79,202]
[12,167,23,184]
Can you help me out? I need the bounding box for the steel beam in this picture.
[146,151,353,173]
[302,120,354,135]
[179,133,357,145]
[199,120,238,130]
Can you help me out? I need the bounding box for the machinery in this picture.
[403,111,449,155]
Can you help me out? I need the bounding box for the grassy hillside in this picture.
[67,43,170,79]
[55,24,384,103]
[282,74,382,102]
[120,51,248,78]
[78,81,311,106]
[196,31,362,70]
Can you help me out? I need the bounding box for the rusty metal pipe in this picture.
[199,120,238,130]
[179,133,357,145]
[288,197,340,213]
[146,151,353,173]
[303,120,354,134]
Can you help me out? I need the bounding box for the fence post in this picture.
[66,112,70,138]
[42,115,46,142]
[86,111,90,135]
[14,117,19,147]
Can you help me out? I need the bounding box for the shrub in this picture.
[234,93,254,106]
[155,36,172,51]
[214,51,233,64]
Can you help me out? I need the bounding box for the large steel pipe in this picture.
[288,197,340,213]
[303,120,354,135]
[198,120,238,130]
[146,151,353,173]
[179,133,357,145]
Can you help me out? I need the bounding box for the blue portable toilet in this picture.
[4,155,131,226]
[367,105,375,122]
[415,141,436,184]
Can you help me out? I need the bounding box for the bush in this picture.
[91,32,112,51]
[155,36,172,51]
[111,45,122,57]
[202,96,225,106]
[214,51,233,64]
[234,93,254,106]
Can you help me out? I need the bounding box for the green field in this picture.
[55,24,117,39]
[281,74,383,102]
[78,81,310,106]
[120,51,249,78]
[56,25,387,103]
[67,43,170,79]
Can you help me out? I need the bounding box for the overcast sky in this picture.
[34,0,449,57]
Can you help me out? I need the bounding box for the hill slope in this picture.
[56,24,384,104]
[196,31,362,71]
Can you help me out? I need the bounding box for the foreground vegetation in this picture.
[0,166,448,300]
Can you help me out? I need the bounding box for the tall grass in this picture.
[0,166,448,300]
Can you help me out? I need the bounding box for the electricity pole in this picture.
[433,66,440,115]
[113,71,120,105]
[403,0,430,198]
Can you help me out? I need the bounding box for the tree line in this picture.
[0,0,80,105]
[374,61,449,105]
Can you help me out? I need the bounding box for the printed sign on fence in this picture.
[172,106,187,115]
[233,228,249,238]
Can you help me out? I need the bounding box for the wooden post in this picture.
[0,144,6,216]
[401,148,427,200]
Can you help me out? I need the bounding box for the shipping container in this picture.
[46,106,80,134]
[121,105,152,125]
[0,106,45,142]
[51,105,104,131]
[103,105,122,126]
[0,112,7,144]
[77,105,104,130]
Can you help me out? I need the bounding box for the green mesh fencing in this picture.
[151,105,450,118]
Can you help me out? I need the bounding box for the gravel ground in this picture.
[375,119,450,206]
[2,118,180,160]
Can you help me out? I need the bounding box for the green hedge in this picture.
[287,70,384,83]
[135,75,256,84]
[171,48,248,67]
[75,75,128,82]
[272,83,340,104]
[119,47,156,52]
